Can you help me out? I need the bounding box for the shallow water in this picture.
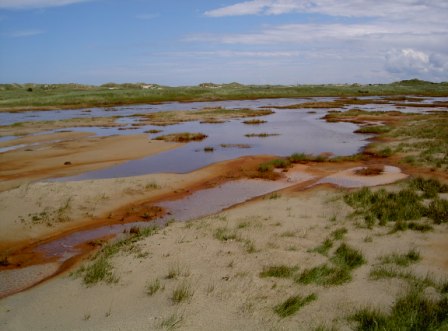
[0,97,329,126]
[56,109,367,180]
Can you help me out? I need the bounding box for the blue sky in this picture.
[0,0,447,85]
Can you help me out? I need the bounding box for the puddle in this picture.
[316,165,408,188]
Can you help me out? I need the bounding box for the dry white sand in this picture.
[1,182,447,330]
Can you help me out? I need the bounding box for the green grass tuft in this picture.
[352,288,448,331]
[295,264,352,286]
[260,265,297,278]
[171,282,193,304]
[379,249,420,267]
[331,243,365,270]
[274,293,317,317]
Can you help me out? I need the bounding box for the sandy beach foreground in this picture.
[1,181,447,330]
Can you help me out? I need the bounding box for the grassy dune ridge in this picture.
[1,79,447,111]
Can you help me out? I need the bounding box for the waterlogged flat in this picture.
[57,110,366,180]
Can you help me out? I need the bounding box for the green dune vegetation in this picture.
[0,79,447,111]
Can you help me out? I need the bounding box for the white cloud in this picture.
[0,0,92,10]
[385,49,448,77]
[186,22,443,45]
[3,29,44,37]
[205,0,448,22]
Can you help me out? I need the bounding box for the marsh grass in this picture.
[243,119,267,125]
[245,133,280,138]
[259,265,298,278]
[154,132,207,142]
[274,294,317,317]
[352,288,448,331]
[354,125,392,134]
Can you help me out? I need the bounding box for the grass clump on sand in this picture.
[296,264,352,286]
[214,227,238,241]
[259,265,298,278]
[344,178,448,229]
[73,226,157,285]
[331,243,366,269]
[297,243,364,286]
[274,293,317,317]
[171,282,194,304]
[409,177,448,198]
[351,287,448,331]
[146,278,162,296]
[258,158,291,172]
[154,132,207,142]
[379,249,420,267]
[310,238,333,256]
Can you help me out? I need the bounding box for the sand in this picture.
[0,132,180,191]
[1,184,447,330]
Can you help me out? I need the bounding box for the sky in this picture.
[0,0,447,85]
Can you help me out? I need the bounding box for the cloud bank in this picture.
[0,0,92,10]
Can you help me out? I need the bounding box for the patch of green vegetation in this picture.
[389,113,448,169]
[311,238,334,256]
[171,281,193,304]
[295,264,352,286]
[242,119,267,125]
[154,132,207,142]
[427,198,448,224]
[159,313,183,330]
[351,287,448,331]
[79,256,118,285]
[331,227,348,240]
[409,177,448,198]
[213,227,238,241]
[146,278,162,296]
[344,180,448,229]
[73,226,157,285]
[288,152,329,163]
[298,243,364,286]
[259,265,298,278]
[245,133,280,138]
[1,80,447,111]
[258,158,291,172]
[379,249,420,267]
[355,125,392,134]
[331,243,365,269]
[344,187,425,225]
[274,293,317,317]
